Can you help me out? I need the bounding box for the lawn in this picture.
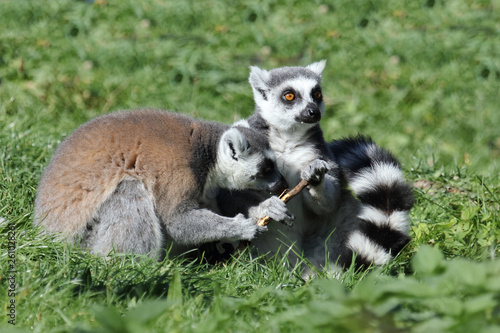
[1,0,499,332]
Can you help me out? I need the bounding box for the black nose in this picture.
[295,103,321,124]
[268,174,289,196]
[308,108,317,117]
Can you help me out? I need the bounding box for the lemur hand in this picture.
[248,196,294,227]
[301,159,330,186]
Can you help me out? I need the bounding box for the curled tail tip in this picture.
[344,228,411,270]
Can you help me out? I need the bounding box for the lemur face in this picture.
[274,78,324,125]
[249,61,326,133]
[237,150,288,195]
[217,127,288,195]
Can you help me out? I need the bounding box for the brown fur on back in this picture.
[34,109,209,240]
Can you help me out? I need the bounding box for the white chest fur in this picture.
[268,128,319,186]
[266,127,321,243]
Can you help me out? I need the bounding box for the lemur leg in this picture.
[82,178,164,258]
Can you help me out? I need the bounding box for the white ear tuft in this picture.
[306,60,327,76]
[248,66,271,91]
[232,119,251,128]
[221,127,249,161]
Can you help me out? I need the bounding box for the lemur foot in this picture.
[248,196,294,227]
[301,159,330,186]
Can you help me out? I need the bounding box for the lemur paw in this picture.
[235,214,267,240]
[301,159,330,186]
[249,196,294,227]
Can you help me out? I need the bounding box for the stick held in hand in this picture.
[257,179,309,226]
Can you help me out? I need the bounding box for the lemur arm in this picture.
[216,189,295,227]
[301,159,342,215]
[165,196,293,245]
[166,208,261,244]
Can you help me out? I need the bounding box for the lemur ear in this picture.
[249,66,271,100]
[221,127,250,161]
[306,60,327,77]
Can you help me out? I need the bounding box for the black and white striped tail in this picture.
[329,135,414,269]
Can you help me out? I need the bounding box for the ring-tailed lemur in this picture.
[215,62,414,274]
[34,109,293,258]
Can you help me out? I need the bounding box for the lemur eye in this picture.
[259,159,275,177]
[313,90,322,101]
[284,92,295,101]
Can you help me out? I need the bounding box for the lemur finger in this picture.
[263,196,295,226]
[277,214,294,227]
[267,209,294,227]
[265,196,288,213]
[301,159,330,186]
[249,196,294,226]
[256,225,268,234]
[249,196,281,219]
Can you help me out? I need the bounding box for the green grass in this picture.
[1,0,499,332]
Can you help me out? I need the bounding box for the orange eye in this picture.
[313,91,322,100]
[284,92,295,101]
